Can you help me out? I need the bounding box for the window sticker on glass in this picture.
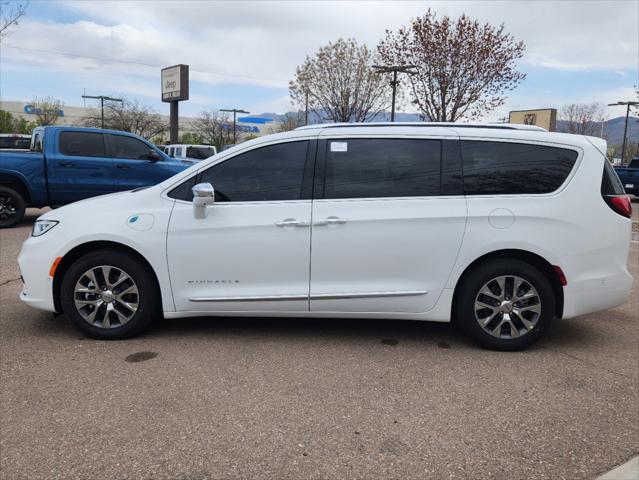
[330,141,348,153]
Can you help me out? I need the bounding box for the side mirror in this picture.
[192,182,215,219]
[148,149,161,161]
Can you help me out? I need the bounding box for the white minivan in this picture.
[18,123,633,350]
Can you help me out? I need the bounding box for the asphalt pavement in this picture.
[1,207,637,480]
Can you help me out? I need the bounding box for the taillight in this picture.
[604,195,632,218]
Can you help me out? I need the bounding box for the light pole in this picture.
[608,101,639,162]
[220,108,250,144]
[82,95,123,129]
[372,65,417,122]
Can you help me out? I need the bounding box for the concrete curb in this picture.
[598,455,639,480]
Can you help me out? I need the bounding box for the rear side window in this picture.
[461,141,578,195]
[186,146,215,159]
[601,160,625,195]
[59,132,105,157]
[323,138,441,199]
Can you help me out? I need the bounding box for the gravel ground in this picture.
[0,206,637,480]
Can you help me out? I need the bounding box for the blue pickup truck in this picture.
[614,157,639,196]
[0,126,194,227]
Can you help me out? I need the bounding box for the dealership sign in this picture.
[24,104,64,117]
[161,64,189,102]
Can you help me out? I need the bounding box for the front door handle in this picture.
[275,218,309,228]
[314,216,348,226]
[116,164,130,169]
[59,161,75,167]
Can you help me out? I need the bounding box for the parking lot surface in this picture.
[1,207,638,480]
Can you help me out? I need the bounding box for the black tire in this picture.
[0,186,26,228]
[455,258,555,351]
[60,249,160,339]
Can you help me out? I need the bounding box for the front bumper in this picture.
[17,234,60,312]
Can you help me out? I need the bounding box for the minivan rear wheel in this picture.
[455,259,555,350]
[60,249,159,339]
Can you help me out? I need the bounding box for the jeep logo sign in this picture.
[161,64,189,102]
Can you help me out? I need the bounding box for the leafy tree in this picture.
[559,103,606,137]
[192,110,235,150]
[179,132,205,144]
[30,96,64,126]
[289,38,390,122]
[83,97,166,139]
[0,109,36,133]
[378,9,526,121]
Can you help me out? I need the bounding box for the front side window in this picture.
[461,141,578,195]
[110,135,153,160]
[323,138,441,199]
[59,132,105,157]
[169,141,309,202]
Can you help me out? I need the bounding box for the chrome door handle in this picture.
[275,218,309,228]
[314,216,348,226]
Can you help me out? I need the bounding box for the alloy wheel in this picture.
[74,265,139,328]
[0,194,17,222]
[474,275,541,339]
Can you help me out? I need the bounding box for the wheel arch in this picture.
[0,174,31,204]
[53,240,162,313]
[451,249,564,320]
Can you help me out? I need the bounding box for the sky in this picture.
[0,0,637,121]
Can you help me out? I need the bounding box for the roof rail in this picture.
[295,122,547,132]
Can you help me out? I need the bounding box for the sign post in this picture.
[161,64,189,143]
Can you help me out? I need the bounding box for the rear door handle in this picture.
[275,218,310,228]
[314,216,348,226]
[116,164,130,169]
[59,161,75,167]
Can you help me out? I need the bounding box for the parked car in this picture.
[614,157,639,196]
[0,134,31,150]
[164,144,217,160]
[0,126,195,227]
[18,123,633,350]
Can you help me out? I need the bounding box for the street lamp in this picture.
[82,95,123,129]
[607,101,639,163]
[372,65,417,122]
[220,108,250,144]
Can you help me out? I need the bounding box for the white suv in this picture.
[18,123,633,350]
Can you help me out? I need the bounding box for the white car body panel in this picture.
[17,124,633,328]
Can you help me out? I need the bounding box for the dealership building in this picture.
[0,100,280,140]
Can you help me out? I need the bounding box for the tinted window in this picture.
[186,146,215,159]
[602,160,625,195]
[59,132,105,157]
[197,141,308,202]
[323,138,441,199]
[461,141,578,195]
[32,133,43,152]
[110,135,152,160]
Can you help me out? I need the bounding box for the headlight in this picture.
[32,220,58,237]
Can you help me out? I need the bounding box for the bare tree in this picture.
[0,1,27,39]
[277,111,306,132]
[192,110,235,150]
[559,103,606,136]
[30,96,64,126]
[84,97,166,139]
[378,9,526,121]
[289,38,390,123]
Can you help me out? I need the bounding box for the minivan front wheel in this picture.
[456,259,555,350]
[60,249,159,339]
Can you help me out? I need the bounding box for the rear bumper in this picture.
[562,268,633,319]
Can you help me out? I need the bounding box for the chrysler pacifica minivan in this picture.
[18,123,633,350]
